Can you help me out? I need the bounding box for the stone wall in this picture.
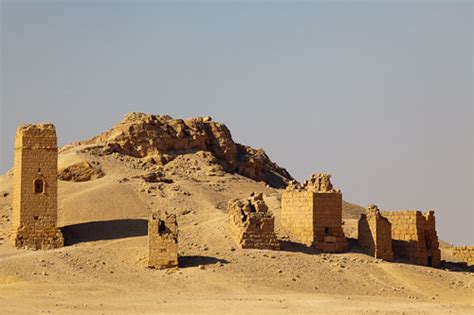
[381,210,440,267]
[228,193,279,250]
[281,190,314,245]
[148,210,179,269]
[358,205,393,261]
[11,124,63,250]
[281,174,347,252]
[452,246,474,265]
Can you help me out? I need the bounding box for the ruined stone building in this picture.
[381,210,441,267]
[148,210,179,269]
[281,174,348,252]
[228,192,279,250]
[11,124,64,250]
[358,204,393,261]
[452,246,474,266]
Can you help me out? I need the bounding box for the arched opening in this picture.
[34,179,45,194]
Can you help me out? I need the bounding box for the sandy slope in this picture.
[0,150,472,314]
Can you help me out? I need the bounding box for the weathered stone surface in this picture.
[358,204,393,261]
[11,124,64,250]
[148,210,178,269]
[58,161,105,182]
[228,192,279,250]
[381,210,441,267]
[63,112,293,188]
[303,173,338,193]
[452,246,474,265]
[281,174,347,252]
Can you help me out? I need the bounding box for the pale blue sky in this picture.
[1,1,472,245]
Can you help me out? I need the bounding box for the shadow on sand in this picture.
[279,238,366,255]
[61,219,148,245]
[179,256,229,268]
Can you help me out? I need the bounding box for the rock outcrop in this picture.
[58,161,105,182]
[62,113,292,188]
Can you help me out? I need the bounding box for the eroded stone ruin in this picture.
[148,210,179,269]
[381,210,441,267]
[358,204,393,261]
[452,246,474,266]
[281,174,348,252]
[228,192,280,250]
[11,124,64,250]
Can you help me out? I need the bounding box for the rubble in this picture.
[228,192,280,250]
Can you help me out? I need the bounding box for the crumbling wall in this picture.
[303,173,339,193]
[228,192,279,250]
[11,124,64,250]
[281,174,347,252]
[148,210,178,269]
[381,210,440,267]
[358,205,393,261]
[452,246,474,266]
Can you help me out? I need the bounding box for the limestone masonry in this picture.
[358,204,393,261]
[11,124,64,250]
[452,246,474,266]
[281,174,348,252]
[381,210,441,267]
[148,210,179,269]
[228,192,280,250]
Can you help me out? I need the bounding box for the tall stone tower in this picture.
[11,124,64,250]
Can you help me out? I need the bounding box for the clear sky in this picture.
[1,1,472,245]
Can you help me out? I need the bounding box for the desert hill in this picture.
[61,112,293,188]
[0,113,472,314]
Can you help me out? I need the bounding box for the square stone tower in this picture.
[148,210,179,269]
[11,124,64,250]
[381,210,441,267]
[358,204,393,261]
[281,174,348,252]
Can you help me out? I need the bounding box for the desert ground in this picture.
[0,114,472,314]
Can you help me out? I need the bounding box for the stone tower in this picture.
[358,204,393,261]
[148,210,179,269]
[381,210,441,267]
[281,174,348,252]
[11,124,64,250]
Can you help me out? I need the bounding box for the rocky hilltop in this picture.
[61,112,292,188]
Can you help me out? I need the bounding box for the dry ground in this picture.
[0,150,472,314]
